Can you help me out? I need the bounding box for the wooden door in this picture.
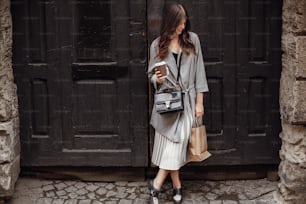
[12,0,148,166]
[235,0,282,164]
[148,0,282,165]
[12,0,282,166]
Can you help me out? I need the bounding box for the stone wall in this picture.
[0,0,20,198]
[277,0,306,203]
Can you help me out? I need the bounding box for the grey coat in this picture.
[148,32,209,143]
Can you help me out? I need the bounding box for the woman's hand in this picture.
[154,70,165,84]
[195,92,204,117]
[195,103,204,117]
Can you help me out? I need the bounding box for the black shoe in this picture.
[149,180,160,204]
[172,188,182,204]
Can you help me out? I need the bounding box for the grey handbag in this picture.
[154,55,184,114]
[154,90,184,114]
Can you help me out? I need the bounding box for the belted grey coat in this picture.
[148,32,209,143]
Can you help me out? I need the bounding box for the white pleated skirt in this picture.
[151,111,193,170]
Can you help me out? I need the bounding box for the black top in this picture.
[172,52,178,63]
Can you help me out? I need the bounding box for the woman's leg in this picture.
[153,168,170,189]
[170,170,183,203]
[170,170,181,189]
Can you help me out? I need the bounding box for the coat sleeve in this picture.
[147,39,159,90]
[194,34,209,93]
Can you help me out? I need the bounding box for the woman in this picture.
[147,3,209,204]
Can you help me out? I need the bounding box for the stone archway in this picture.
[0,0,305,203]
[276,0,306,203]
[0,0,20,198]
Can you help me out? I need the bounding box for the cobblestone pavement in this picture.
[7,177,278,204]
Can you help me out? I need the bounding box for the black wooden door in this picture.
[235,0,282,164]
[12,0,281,166]
[12,0,148,166]
[148,0,282,165]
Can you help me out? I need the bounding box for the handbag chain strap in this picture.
[176,53,182,86]
[170,52,183,91]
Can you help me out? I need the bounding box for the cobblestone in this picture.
[76,189,88,196]
[96,188,107,196]
[55,183,67,190]
[7,177,278,204]
[63,200,78,204]
[85,184,99,192]
[87,192,96,200]
[52,199,65,204]
[66,186,78,193]
[92,201,103,204]
[78,200,91,204]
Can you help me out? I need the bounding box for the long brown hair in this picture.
[158,3,195,59]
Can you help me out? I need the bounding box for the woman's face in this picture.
[175,18,186,36]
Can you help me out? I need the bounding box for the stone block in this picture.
[278,159,306,201]
[279,73,294,123]
[279,140,306,168]
[275,189,305,204]
[295,37,306,78]
[292,81,306,123]
[0,81,18,122]
[280,34,296,123]
[280,80,306,124]
[0,155,20,198]
[282,0,306,34]
[0,1,13,80]
[0,79,17,103]
[280,123,306,145]
[0,0,10,17]
[0,118,20,164]
[281,35,306,79]
[0,102,8,123]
